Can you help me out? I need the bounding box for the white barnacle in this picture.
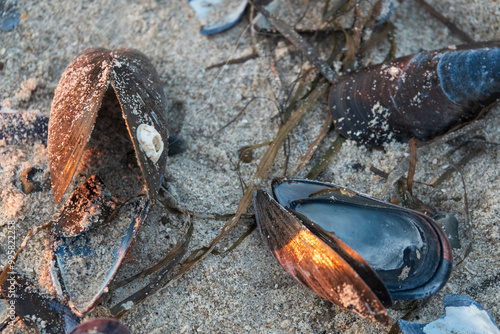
[137,124,163,163]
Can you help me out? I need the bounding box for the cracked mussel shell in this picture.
[48,48,169,204]
[253,178,453,326]
[329,42,500,146]
[49,176,150,316]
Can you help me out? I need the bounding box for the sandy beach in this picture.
[1,0,499,333]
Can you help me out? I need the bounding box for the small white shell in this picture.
[137,124,163,163]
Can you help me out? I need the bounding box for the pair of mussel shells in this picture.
[254,178,452,326]
[42,48,171,319]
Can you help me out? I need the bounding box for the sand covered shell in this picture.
[329,43,500,146]
[1,273,80,333]
[48,48,169,203]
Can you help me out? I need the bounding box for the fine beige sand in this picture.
[1,0,499,333]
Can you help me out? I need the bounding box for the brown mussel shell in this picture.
[48,48,169,203]
[50,176,150,316]
[254,190,392,326]
[254,178,453,326]
[329,42,500,146]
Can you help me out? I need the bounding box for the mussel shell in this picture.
[48,48,168,203]
[254,190,392,326]
[272,178,453,300]
[1,273,80,333]
[50,188,150,316]
[329,44,500,146]
[0,0,20,31]
[67,318,131,334]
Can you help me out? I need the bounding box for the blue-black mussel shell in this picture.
[254,178,453,326]
[329,42,500,146]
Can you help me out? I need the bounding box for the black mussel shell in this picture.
[329,43,500,146]
[48,48,169,203]
[1,273,80,333]
[272,178,453,300]
[67,318,131,334]
[253,178,454,325]
[50,177,150,316]
[254,190,392,326]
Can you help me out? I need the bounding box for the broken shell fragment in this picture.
[188,0,248,35]
[49,176,150,316]
[253,178,453,326]
[51,175,117,237]
[329,43,500,146]
[137,123,164,163]
[399,294,500,334]
[48,48,169,203]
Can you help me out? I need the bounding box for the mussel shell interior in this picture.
[50,195,150,316]
[273,178,452,300]
[289,198,440,293]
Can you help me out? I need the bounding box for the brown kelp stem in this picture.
[306,135,345,179]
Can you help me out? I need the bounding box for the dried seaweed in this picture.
[110,222,193,317]
[291,112,332,176]
[237,141,272,164]
[306,135,345,179]
[407,138,417,197]
[250,1,337,84]
[155,82,329,289]
[211,222,257,256]
[322,0,359,23]
[205,52,259,70]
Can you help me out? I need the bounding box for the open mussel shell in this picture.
[48,48,169,204]
[254,190,392,326]
[1,273,80,333]
[329,43,500,146]
[272,178,453,300]
[50,177,150,316]
[67,318,131,334]
[399,294,500,334]
[254,178,453,325]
